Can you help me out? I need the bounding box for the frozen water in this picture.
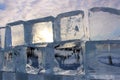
[6,21,25,47]
[15,72,28,80]
[0,51,4,70]
[3,49,15,72]
[28,74,44,80]
[24,46,54,74]
[2,72,16,80]
[24,16,54,46]
[32,22,53,43]
[25,47,44,74]
[5,26,12,48]
[53,40,84,75]
[56,10,85,41]
[2,47,27,73]
[11,24,25,46]
[89,7,120,40]
[85,40,120,78]
[1,8,120,80]
[43,46,54,73]
[0,27,5,49]
[13,46,27,73]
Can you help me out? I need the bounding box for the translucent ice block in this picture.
[3,49,15,72]
[26,47,44,74]
[53,40,84,75]
[6,21,25,47]
[56,10,85,41]
[2,72,16,80]
[28,74,44,80]
[0,27,5,49]
[25,16,54,46]
[85,40,120,75]
[25,46,54,74]
[11,24,25,46]
[32,22,53,43]
[13,46,27,73]
[89,7,120,40]
[0,51,4,71]
[15,72,28,80]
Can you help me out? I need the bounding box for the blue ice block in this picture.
[89,7,120,40]
[85,40,120,75]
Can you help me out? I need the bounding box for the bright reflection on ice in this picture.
[11,24,24,46]
[32,22,53,43]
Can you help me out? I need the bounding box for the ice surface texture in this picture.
[89,7,120,40]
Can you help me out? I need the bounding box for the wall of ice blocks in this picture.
[89,7,120,40]
[0,7,120,80]
[85,40,120,75]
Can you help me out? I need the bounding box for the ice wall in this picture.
[89,7,120,40]
[2,7,120,80]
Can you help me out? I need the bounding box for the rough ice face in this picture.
[85,41,120,75]
[0,51,4,70]
[53,40,84,75]
[26,47,43,74]
[3,50,15,72]
[13,46,27,73]
[2,72,16,80]
[60,15,84,40]
[11,24,25,46]
[0,28,5,49]
[89,7,120,40]
[56,10,85,41]
[2,47,27,73]
[32,22,53,43]
[25,46,54,74]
